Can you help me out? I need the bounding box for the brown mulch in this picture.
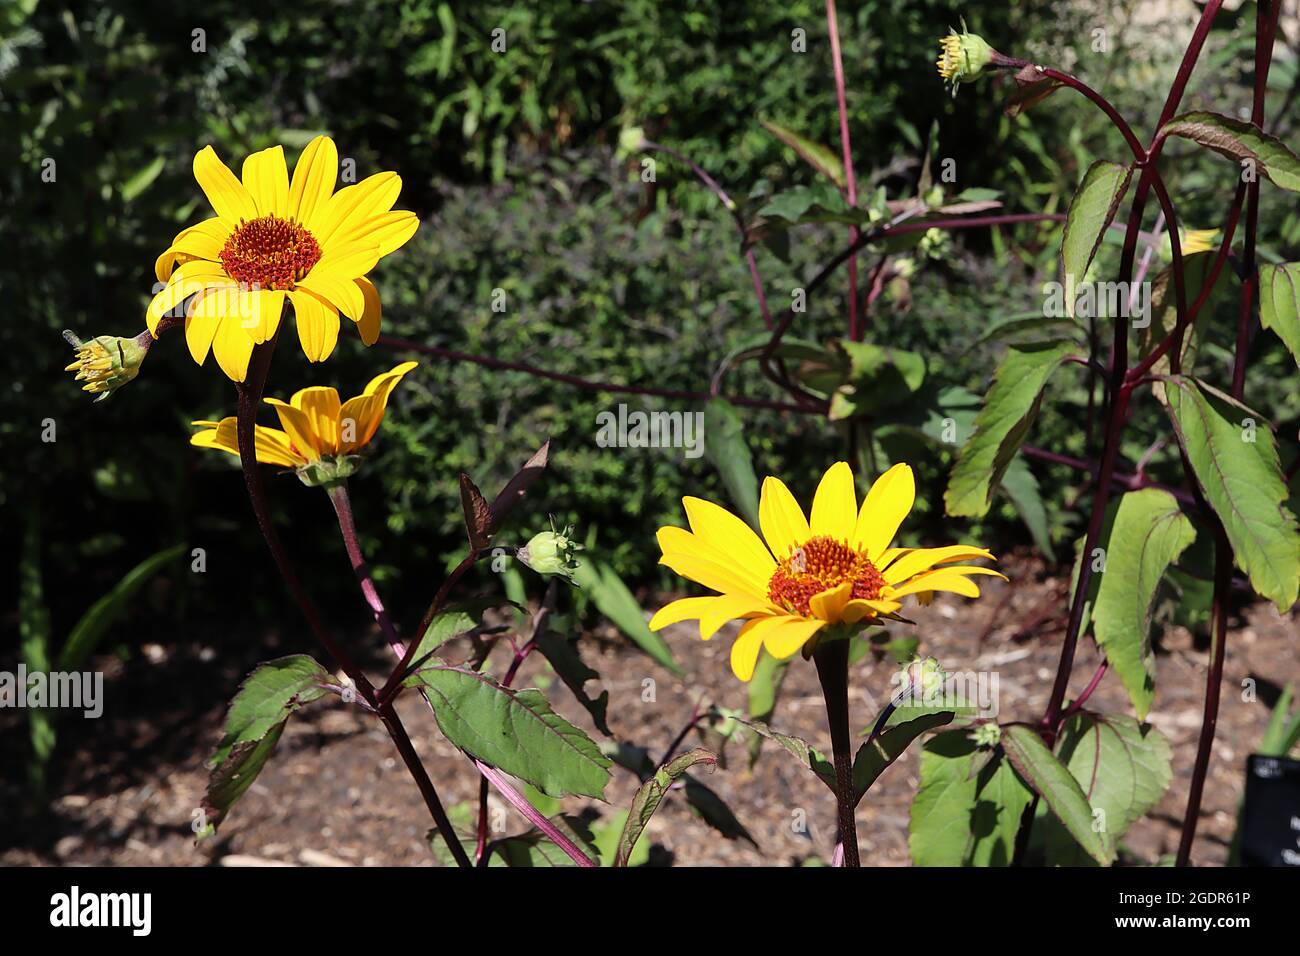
[2,554,1296,867]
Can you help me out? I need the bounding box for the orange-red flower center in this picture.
[767,535,885,616]
[220,215,322,291]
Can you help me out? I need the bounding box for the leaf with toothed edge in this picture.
[615,748,717,866]
[1061,160,1133,317]
[1161,376,1300,611]
[1161,111,1300,191]
[202,655,336,832]
[407,665,611,799]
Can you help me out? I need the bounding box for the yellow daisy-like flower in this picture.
[649,462,1004,682]
[190,361,417,480]
[149,136,418,381]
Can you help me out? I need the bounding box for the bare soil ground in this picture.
[2,554,1296,867]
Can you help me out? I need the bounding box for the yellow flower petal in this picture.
[313,172,402,247]
[146,263,228,331]
[808,582,853,624]
[852,463,915,559]
[843,598,902,622]
[887,566,1005,599]
[241,145,290,218]
[698,593,775,641]
[264,398,323,462]
[336,360,417,449]
[648,596,718,631]
[335,209,419,258]
[184,288,225,365]
[312,241,382,281]
[155,218,228,282]
[298,268,366,320]
[290,385,343,455]
[810,461,857,539]
[759,475,811,560]
[761,616,827,660]
[190,416,303,468]
[193,145,258,224]
[288,135,338,229]
[681,496,775,578]
[354,276,382,345]
[210,314,256,382]
[288,289,341,363]
[730,618,773,681]
[656,526,769,598]
[882,546,996,584]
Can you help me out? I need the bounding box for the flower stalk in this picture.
[234,333,470,869]
[813,638,859,868]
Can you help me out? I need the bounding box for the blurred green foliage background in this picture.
[4,0,1297,657]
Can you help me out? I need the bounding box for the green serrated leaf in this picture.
[757,182,863,225]
[203,655,334,830]
[410,666,612,798]
[910,731,1032,866]
[1259,262,1300,367]
[737,718,836,791]
[211,656,334,767]
[1061,160,1133,315]
[1042,713,1172,866]
[534,628,611,736]
[1092,490,1196,718]
[946,341,1077,517]
[1161,111,1300,191]
[1001,724,1115,865]
[615,748,716,866]
[1162,376,1300,611]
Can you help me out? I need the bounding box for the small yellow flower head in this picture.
[937,27,996,92]
[517,520,584,585]
[190,361,417,488]
[63,331,149,402]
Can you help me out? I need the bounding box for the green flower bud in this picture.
[900,655,946,700]
[970,722,1002,748]
[517,520,583,585]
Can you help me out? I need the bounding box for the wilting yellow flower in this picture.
[937,28,996,90]
[649,462,1003,681]
[190,361,417,484]
[149,136,418,381]
[63,331,149,402]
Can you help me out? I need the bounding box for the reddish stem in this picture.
[1178,0,1281,868]
[233,337,469,869]
[328,483,406,658]
[825,0,861,340]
